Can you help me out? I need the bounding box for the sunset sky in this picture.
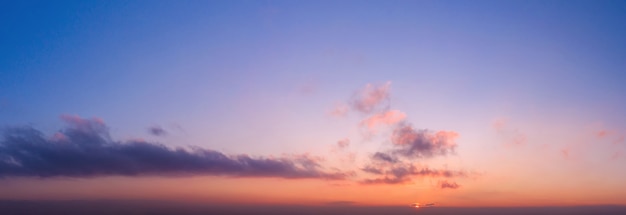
[1,0,626,207]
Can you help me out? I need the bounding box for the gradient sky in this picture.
[1,0,626,207]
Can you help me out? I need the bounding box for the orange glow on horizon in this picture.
[2,175,625,207]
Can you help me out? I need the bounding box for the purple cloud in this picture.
[148,126,167,136]
[391,123,458,159]
[0,116,349,180]
[336,138,350,148]
[349,82,391,114]
[361,162,467,185]
[438,180,461,189]
[371,152,398,163]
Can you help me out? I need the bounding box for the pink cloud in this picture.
[492,118,508,131]
[337,138,350,148]
[561,149,570,159]
[350,82,391,114]
[60,114,104,125]
[297,80,318,96]
[360,110,407,132]
[597,130,610,138]
[512,132,527,145]
[50,132,68,142]
[587,124,625,145]
[329,103,349,117]
[492,118,527,146]
[610,152,622,160]
[59,114,107,134]
[614,135,624,145]
[329,138,355,164]
[361,176,410,184]
[438,180,460,189]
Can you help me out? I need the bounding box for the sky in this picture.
[1,0,626,208]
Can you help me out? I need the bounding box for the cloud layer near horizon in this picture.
[0,115,348,179]
[361,162,467,184]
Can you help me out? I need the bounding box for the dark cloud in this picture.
[0,116,349,180]
[390,123,458,159]
[148,126,167,136]
[361,165,384,175]
[360,163,467,185]
[439,180,460,189]
[371,152,398,163]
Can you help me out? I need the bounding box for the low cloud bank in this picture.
[0,115,348,180]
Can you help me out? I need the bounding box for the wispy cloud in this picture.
[492,117,508,131]
[361,162,468,185]
[329,103,349,117]
[492,117,526,146]
[148,126,167,136]
[438,180,460,189]
[360,110,406,133]
[349,82,391,114]
[0,116,349,180]
[361,176,409,184]
[593,127,625,145]
[597,130,610,138]
[371,152,398,163]
[615,135,625,145]
[336,138,350,148]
